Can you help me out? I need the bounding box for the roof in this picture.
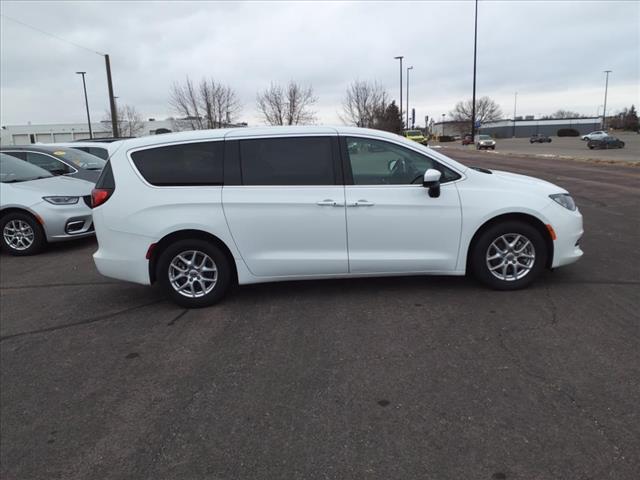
[0,144,78,153]
[111,125,410,150]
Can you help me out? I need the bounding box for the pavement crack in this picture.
[167,309,189,326]
[0,300,164,342]
[0,281,121,291]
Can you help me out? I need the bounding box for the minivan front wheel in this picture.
[470,221,547,290]
[157,239,231,307]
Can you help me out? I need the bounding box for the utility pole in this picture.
[105,54,119,138]
[470,0,479,140]
[76,71,93,139]
[602,70,612,130]
[394,56,404,129]
[512,91,518,138]
[406,66,413,128]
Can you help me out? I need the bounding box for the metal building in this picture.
[478,117,601,138]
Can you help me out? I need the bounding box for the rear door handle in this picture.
[317,199,344,207]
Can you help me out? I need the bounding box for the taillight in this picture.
[91,188,113,208]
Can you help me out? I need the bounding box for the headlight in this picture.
[43,196,79,205]
[550,193,576,211]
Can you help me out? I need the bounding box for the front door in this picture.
[223,136,348,278]
[342,136,462,274]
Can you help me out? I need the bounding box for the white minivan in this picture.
[91,126,583,307]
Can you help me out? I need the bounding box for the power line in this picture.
[0,14,105,56]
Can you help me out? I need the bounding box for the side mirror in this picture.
[423,168,442,198]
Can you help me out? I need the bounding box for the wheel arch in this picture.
[465,212,554,271]
[148,229,238,285]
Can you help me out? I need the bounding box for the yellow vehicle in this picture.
[402,129,428,145]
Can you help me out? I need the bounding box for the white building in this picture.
[0,119,175,146]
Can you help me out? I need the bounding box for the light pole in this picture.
[602,70,612,130]
[441,113,445,136]
[394,56,404,128]
[512,91,518,138]
[406,66,413,128]
[75,71,93,139]
[470,0,479,140]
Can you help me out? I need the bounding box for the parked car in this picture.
[0,153,94,255]
[530,134,552,143]
[402,130,428,145]
[587,136,625,149]
[51,141,113,160]
[476,134,496,150]
[581,131,608,141]
[0,145,106,182]
[462,134,473,145]
[91,126,583,308]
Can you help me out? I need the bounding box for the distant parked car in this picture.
[49,141,113,160]
[0,153,94,255]
[581,131,608,141]
[530,134,552,143]
[475,135,496,150]
[462,134,473,145]
[0,145,106,182]
[587,136,625,149]
[402,130,428,145]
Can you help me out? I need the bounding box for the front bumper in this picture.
[542,202,584,268]
[32,200,94,242]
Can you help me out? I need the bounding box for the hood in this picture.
[6,175,94,197]
[489,169,566,194]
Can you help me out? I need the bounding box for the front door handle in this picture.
[316,199,344,207]
[352,200,375,207]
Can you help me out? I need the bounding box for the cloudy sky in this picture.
[1,0,638,127]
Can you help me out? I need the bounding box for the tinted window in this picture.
[25,152,73,175]
[239,137,334,186]
[95,160,115,189]
[76,146,108,160]
[0,153,53,183]
[131,141,223,186]
[48,148,106,170]
[346,137,459,185]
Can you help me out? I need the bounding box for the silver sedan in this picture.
[0,153,94,255]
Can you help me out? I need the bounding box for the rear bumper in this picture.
[93,229,153,285]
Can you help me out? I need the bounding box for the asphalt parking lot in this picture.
[434,131,640,164]
[1,151,639,479]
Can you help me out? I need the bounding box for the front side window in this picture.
[345,137,459,185]
[25,152,73,175]
[239,137,334,186]
[131,141,223,186]
[0,153,53,183]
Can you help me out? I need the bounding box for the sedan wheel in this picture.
[485,234,536,282]
[0,213,46,256]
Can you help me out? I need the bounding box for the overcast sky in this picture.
[1,0,638,127]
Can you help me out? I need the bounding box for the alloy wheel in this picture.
[485,233,536,282]
[3,219,35,251]
[168,250,218,298]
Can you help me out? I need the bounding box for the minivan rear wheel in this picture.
[470,221,547,290]
[157,239,231,307]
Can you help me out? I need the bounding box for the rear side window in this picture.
[95,160,115,189]
[239,137,334,185]
[131,141,223,186]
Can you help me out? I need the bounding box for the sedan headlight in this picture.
[550,193,576,211]
[43,196,79,205]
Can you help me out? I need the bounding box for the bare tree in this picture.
[102,104,144,137]
[340,80,389,127]
[257,81,317,125]
[169,76,241,130]
[449,96,503,128]
[541,109,583,119]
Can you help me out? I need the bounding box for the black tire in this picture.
[0,212,46,256]
[491,146,496,150]
[156,239,232,308]
[470,220,547,290]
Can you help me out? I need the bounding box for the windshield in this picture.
[478,135,492,140]
[46,148,106,170]
[0,153,53,183]
[406,130,422,136]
